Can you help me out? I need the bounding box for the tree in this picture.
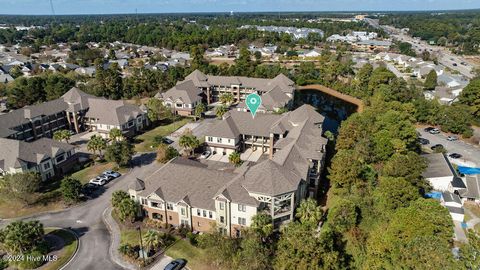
[366,199,454,269]
[459,230,480,269]
[60,177,82,204]
[295,198,323,228]
[109,128,123,142]
[53,129,72,143]
[105,141,135,167]
[373,177,419,212]
[254,51,262,61]
[219,93,235,105]
[234,229,271,270]
[0,220,44,254]
[116,198,138,223]
[178,132,200,157]
[111,190,130,208]
[142,230,163,253]
[228,152,242,166]
[458,78,480,119]
[194,103,206,121]
[251,213,273,240]
[215,105,228,119]
[156,143,179,163]
[439,104,473,136]
[326,199,358,233]
[146,98,172,122]
[1,172,41,205]
[424,70,437,90]
[87,135,107,159]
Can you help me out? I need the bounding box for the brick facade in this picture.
[191,216,215,233]
[166,210,179,226]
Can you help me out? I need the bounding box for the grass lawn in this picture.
[120,228,141,246]
[165,239,216,270]
[42,228,78,270]
[134,118,192,152]
[0,196,64,219]
[71,161,128,184]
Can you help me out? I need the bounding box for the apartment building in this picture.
[0,137,76,180]
[129,105,327,236]
[155,70,296,115]
[0,87,149,141]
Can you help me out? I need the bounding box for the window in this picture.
[197,209,201,216]
[238,204,246,212]
[56,155,65,163]
[217,138,222,143]
[238,217,246,226]
[176,103,183,108]
[220,216,225,223]
[197,222,201,227]
[209,211,213,219]
[181,208,186,216]
[43,162,51,170]
[141,198,147,205]
[167,203,173,210]
[152,213,163,221]
[208,137,213,142]
[169,215,172,221]
[203,210,207,217]
[219,202,224,210]
[151,202,159,208]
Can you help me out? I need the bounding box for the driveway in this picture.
[417,128,480,167]
[1,152,162,270]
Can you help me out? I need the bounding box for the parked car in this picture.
[447,136,458,141]
[453,63,458,66]
[429,128,440,134]
[449,153,462,159]
[200,151,211,159]
[424,127,435,132]
[82,183,98,195]
[163,138,174,145]
[102,170,121,179]
[164,259,187,270]
[418,138,430,145]
[89,177,107,186]
[431,144,444,151]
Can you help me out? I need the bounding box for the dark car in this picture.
[418,138,430,145]
[164,259,187,270]
[449,153,462,159]
[424,127,435,132]
[431,144,444,151]
[82,183,97,195]
[163,138,174,145]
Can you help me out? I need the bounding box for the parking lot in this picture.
[417,127,480,167]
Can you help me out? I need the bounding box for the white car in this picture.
[102,170,121,179]
[89,176,107,186]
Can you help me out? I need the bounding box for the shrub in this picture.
[186,232,198,246]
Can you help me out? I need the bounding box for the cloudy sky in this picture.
[0,0,479,15]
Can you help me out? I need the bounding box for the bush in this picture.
[0,259,8,270]
[177,225,190,238]
[186,232,198,246]
[17,250,45,269]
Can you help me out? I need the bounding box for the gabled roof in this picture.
[442,192,462,204]
[460,175,480,199]
[159,80,203,104]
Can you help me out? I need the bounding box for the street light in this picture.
[137,225,146,266]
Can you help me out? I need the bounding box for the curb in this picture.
[59,228,80,270]
[102,207,137,270]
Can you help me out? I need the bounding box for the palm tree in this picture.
[87,135,107,160]
[53,129,71,143]
[229,152,242,166]
[142,230,164,253]
[215,105,228,119]
[109,128,123,142]
[178,134,200,157]
[220,93,235,105]
[194,103,206,121]
[296,198,323,227]
[251,213,273,240]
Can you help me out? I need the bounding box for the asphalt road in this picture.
[2,152,163,270]
[417,128,480,167]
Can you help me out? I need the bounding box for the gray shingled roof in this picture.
[159,80,203,104]
[442,192,462,204]
[460,175,480,199]
[0,137,74,170]
[137,158,236,211]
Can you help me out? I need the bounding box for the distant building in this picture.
[422,153,466,192]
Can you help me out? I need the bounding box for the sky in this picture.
[0,0,479,15]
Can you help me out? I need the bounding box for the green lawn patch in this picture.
[165,239,215,270]
[135,118,192,152]
[120,229,141,247]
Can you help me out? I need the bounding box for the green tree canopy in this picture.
[424,70,438,90]
[105,140,135,167]
[60,177,83,204]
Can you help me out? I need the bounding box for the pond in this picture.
[294,89,358,133]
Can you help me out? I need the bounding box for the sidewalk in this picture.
[102,207,138,270]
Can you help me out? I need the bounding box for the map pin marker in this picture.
[246,93,262,118]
